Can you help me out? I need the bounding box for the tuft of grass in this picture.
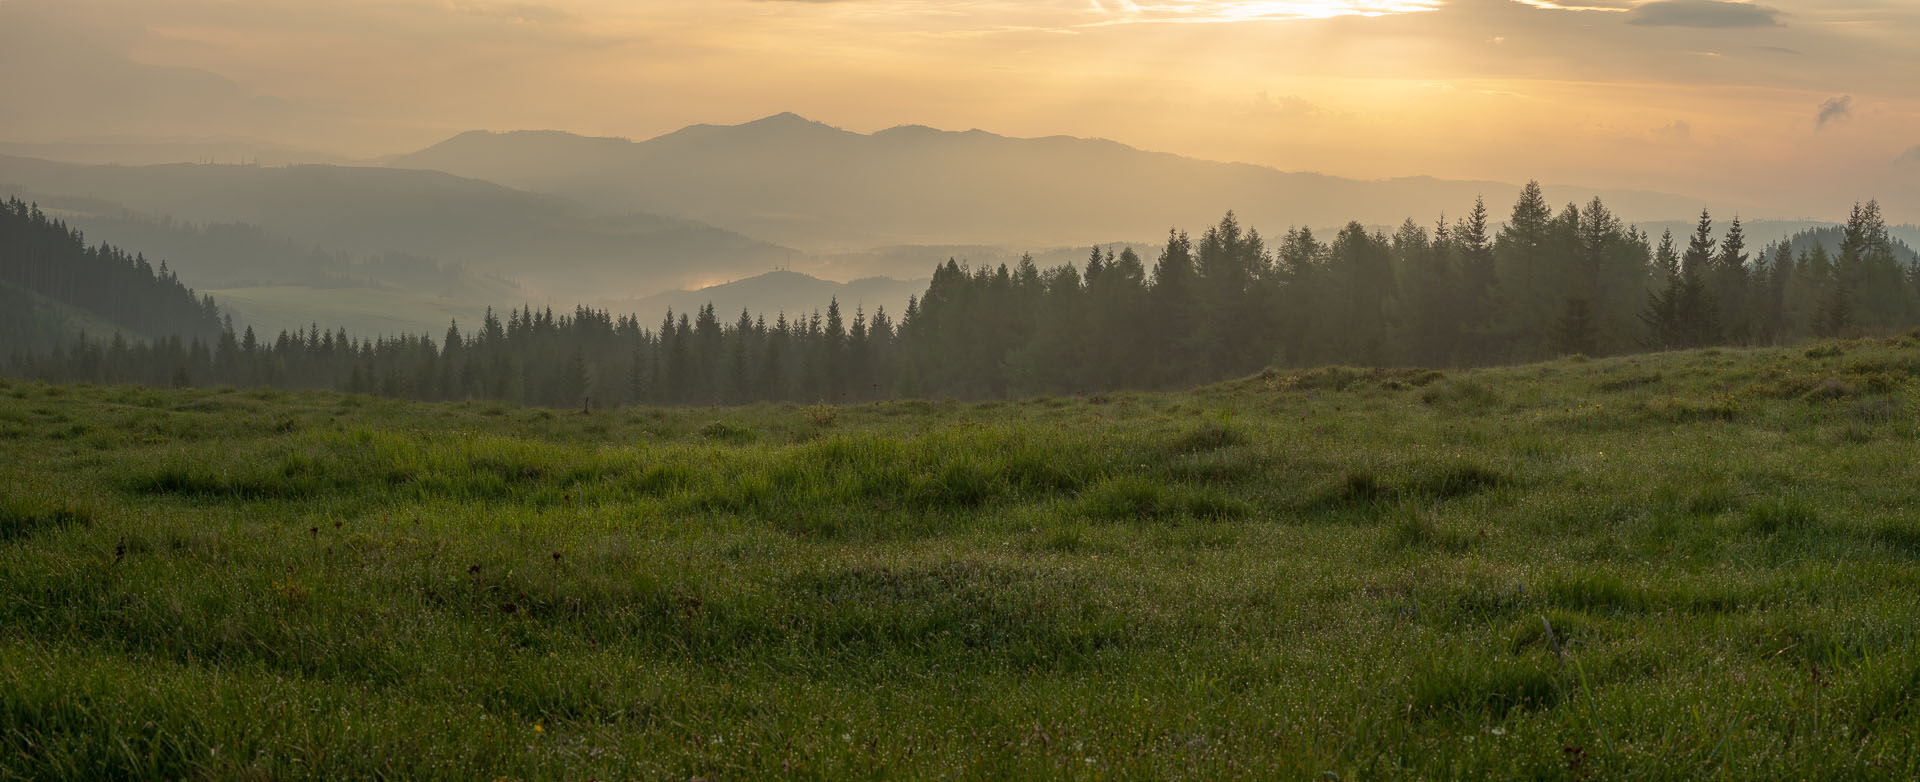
[1322,463,1505,511]
[1542,571,1647,614]
[1596,372,1663,392]
[1078,475,1172,521]
[1684,485,1737,517]
[0,494,93,542]
[805,402,840,428]
[1287,366,1373,391]
[1384,509,1470,553]
[1170,419,1245,453]
[1743,498,1820,536]
[1078,475,1249,521]
[1420,379,1502,412]
[698,420,758,444]
[1654,396,1742,423]
[911,459,998,510]
[1409,656,1563,719]
[1408,463,1509,500]
[1330,470,1393,507]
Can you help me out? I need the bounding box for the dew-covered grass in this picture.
[5,337,1920,778]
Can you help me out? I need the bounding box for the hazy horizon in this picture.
[2,0,1917,222]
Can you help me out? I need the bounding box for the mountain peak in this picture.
[404,128,629,157]
[873,124,1005,140]
[652,113,853,145]
[739,112,841,132]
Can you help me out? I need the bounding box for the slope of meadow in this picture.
[0,280,140,356]
[5,338,1920,778]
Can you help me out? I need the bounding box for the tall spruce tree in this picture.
[1492,182,1557,359]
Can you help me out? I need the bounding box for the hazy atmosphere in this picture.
[2,0,1917,219]
[10,0,1920,778]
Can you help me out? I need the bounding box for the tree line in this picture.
[4,185,1917,405]
[0,198,225,356]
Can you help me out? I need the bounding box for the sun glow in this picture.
[1508,1,1631,10]
[1093,0,1445,23]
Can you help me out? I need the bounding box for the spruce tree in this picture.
[627,343,649,406]
[1673,210,1721,347]
[1642,231,1684,349]
[1451,197,1498,363]
[1397,216,1458,364]
[823,298,847,401]
[1492,182,1557,358]
[1839,201,1908,327]
[1148,229,1198,387]
[1711,216,1750,343]
[730,308,756,404]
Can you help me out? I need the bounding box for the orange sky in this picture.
[2,0,1916,219]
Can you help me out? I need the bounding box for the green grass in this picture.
[206,285,493,338]
[6,337,1920,778]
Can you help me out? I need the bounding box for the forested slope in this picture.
[0,199,222,356]
[6,187,1917,408]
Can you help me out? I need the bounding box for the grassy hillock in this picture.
[5,337,1920,778]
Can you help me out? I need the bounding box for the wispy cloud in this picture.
[1230,91,1326,118]
[449,2,575,24]
[1653,119,1692,140]
[1082,0,1443,26]
[1510,1,1632,11]
[750,0,1441,22]
[1816,95,1853,129]
[1628,1,1781,28]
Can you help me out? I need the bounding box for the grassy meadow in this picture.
[204,286,493,341]
[7,337,1920,778]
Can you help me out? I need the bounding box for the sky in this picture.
[1,0,1917,220]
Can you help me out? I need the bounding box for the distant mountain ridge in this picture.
[0,154,797,298]
[391,113,1724,252]
[0,137,359,167]
[26,193,519,299]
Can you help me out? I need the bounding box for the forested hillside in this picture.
[0,199,223,356]
[0,282,128,357]
[51,203,517,299]
[7,186,1917,407]
[0,155,796,297]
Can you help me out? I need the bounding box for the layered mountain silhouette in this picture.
[0,154,794,298]
[0,138,359,168]
[392,113,1717,251]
